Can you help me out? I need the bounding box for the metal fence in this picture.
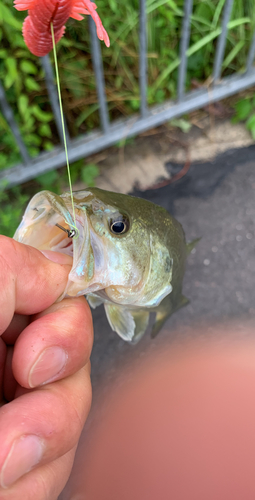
[1,0,255,188]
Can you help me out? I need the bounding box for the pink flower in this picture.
[14,0,110,56]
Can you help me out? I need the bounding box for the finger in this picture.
[12,296,93,389]
[0,446,76,500]
[3,347,17,403]
[2,315,29,345]
[0,237,72,334]
[0,339,7,403]
[0,363,92,490]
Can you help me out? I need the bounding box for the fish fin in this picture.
[86,293,103,309]
[104,304,150,343]
[151,294,189,339]
[186,237,201,255]
[104,304,135,342]
[130,310,150,345]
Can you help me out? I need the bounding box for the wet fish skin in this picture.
[14,188,192,343]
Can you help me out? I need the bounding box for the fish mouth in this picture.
[14,190,95,298]
[14,190,77,252]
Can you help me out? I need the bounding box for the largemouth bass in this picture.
[14,188,196,343]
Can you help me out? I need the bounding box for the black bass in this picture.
[14,188,196,343]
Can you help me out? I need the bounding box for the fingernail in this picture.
[29,346,68,387]
[0,435,44,488]
[40,250,72,265]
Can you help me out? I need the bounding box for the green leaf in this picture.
[39,124,52,138]
[27,146,39,157]
[170,118,192,133]
[147,0,182,15]
[0,4,23,29]
[36,170,59,188]
[227,18,251,30]
[212,0,225,28]
[153,27,222,91]
[222,40,245,69]
[250,128,255,141]
[187,28,222,57]
[31,105,53,122]
[234,99,252,121]
[81,164,99,187]
[43,141,54,151]
[0,114,9,132]
[75,104,99,127]
[130,99,140,110]
[18,94,29,117]
[21,116,35,132]
[20,60,38,75]
[246,114,255,137]
[15,50,32,58]
[25,77,41,91]
[194,3,212,23]
[4,57,18,88]
[155,89,165,103]
[24,133,41,146]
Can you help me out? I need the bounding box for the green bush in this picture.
[232,95,255,139]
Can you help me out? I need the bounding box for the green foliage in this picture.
[35,160,100,193]
[169,118,192,133]
[0,3,22,29]
[0,186,29,237]
[36,170,61,192]
[232,96,255,140]
[81,164,100,187]
[0,157,101,237]
[246,113,255,140]
[0,0,255,174]
[0,0,55,168]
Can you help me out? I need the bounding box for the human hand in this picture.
[0,236,93,499]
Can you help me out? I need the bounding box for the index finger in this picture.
[0,236,72,334]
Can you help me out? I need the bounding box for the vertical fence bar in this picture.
[139,0,148,117]
[246,32,255,73]
[0,82,31,166]
[213,0,234,83]
[177,0,193,102]
[89,18,109,133]
[41,55,70,145]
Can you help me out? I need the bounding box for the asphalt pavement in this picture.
[89,143,255,388]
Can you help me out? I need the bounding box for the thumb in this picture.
[0,236,72,334]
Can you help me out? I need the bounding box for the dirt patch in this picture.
[73,117,253,194]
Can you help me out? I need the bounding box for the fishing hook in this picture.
[55,223,77,238]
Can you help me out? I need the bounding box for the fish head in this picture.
[14,188,182,307]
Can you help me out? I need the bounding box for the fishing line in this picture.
[51,22,78,236]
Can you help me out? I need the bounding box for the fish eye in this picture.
[109,215,129,235]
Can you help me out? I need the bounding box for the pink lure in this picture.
[14,0,110,56]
